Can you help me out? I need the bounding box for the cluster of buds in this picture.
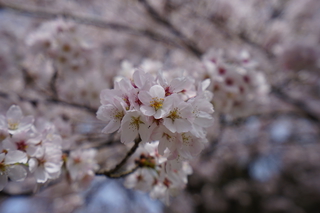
[26,18,93,75]
[0,105,63,190]
[125,142,192,205]
[97,69,214,202]
[203,50,269,117]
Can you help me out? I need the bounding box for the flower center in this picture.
[167,108,181,122]
[150,97,164,111]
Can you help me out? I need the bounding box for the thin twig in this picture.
[138,0,203,58]
[96,136,141,178]
[271,86,320,124]
[0,1,181,49]
[49,68,59,98]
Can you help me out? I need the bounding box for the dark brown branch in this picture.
[271,86,320,124]
[0,90,97,114]
[138,0,203,58]
[96,136,141,178]
[49,68,58,98]
[0,1,181,49]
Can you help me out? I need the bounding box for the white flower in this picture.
[139,85,168,119]
[29,144,63,183]
[66,149,99,182]
[0,105,34,135]
[162,94,193,133]
[0,151,28,191]
[97,98,127,134]
[120,110,150,143]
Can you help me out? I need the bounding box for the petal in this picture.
[139,123,150,142]
[121,122,138,144]
[35,168,48,183]
[44,162,62,174]
[28,158,38,172]
[174,119,192,133]
[101,119,121,134]
[0,115,7,128]
[7,165,27,182]
[19,115,35,130]
[140,105,155,117]
[96,105,114,122]
[149,85,165,98]
[6,105,23,124]
[5,150,27,164]
[138,91,151,106]
[0,174,8,191]
[154,109,167,119]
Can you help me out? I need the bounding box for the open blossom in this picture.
[139,85,168,119]
[0,149,28,190]
[96,98,127,134]
[120,110,150,143]
[29,144,63,183]
[0,105,34,135]
[66,149,99,186]
[162,94,193,133]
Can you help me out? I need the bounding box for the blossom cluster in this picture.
[202,50,269,118]
[98,69,214,163]
[65,148,99,190]
[0,105,100,191]
[0,105,63,190]
[24,19,108,108]
[26,18,93,75]
[124,141,192,205]
[97,69,214,202]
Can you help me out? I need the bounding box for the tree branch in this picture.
[0,1,181,49]
[137,0,203,58]
[96,136,141,178]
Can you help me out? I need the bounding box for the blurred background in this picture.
[0,0,320,212]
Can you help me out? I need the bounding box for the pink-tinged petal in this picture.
[6,105,23,124]
[163,118,176,133]
[44,162,62,174]
[174,119,192,133]
[139,123,150,142]
[121,123,138,143]
[0,174,8,191]
[96,105,114,121]
[121,114,139,144]
[140,105,155,117]
[0,115,7,128]
[149,85,165,98]
[7,165,27,182]
[2,138,17,150]
[154,109,167,119]
[28,158,38,172]
[194,116,214,127]
[100,89,116,105]
[5,150,27,164]
[102,119,121,134]
[35,168,48,183]
[138,91,151,106]
[19,115,35,129]
[158,140,167,155]
[133,70,146,89]
[26,145,40,157]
